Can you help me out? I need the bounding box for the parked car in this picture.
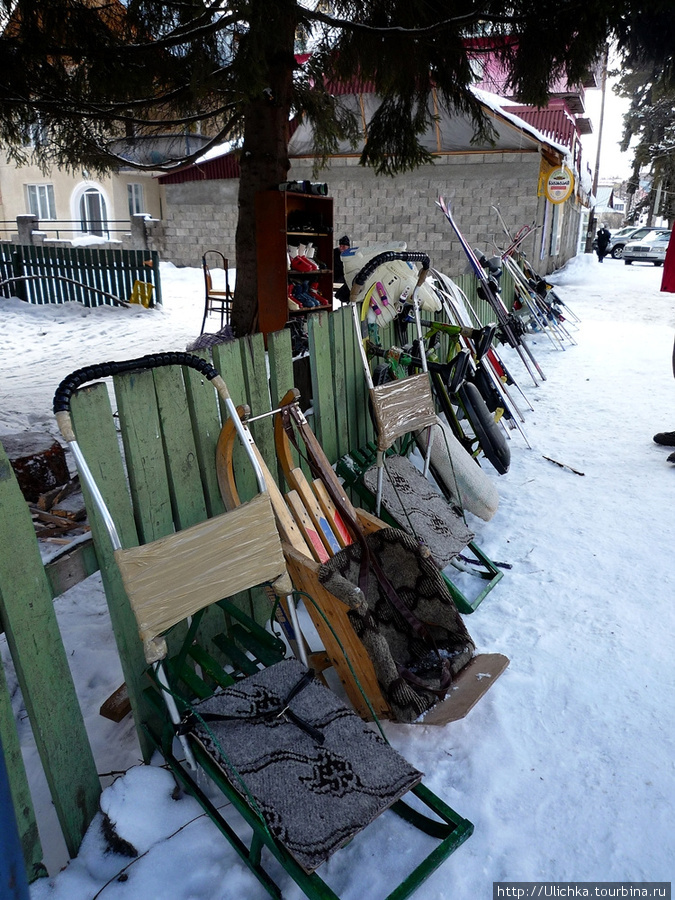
[623,230,672,266]
[606,226,649,259]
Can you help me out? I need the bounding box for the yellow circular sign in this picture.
[545,167,574,204]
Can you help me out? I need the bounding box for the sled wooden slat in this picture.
[70,384,157,759]
[182,353,227,519]
[0,442,101,864]
[115,368,174,544]
[153,366,208,530]
[419,653,510,725]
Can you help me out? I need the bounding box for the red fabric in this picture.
[660,231,675,292]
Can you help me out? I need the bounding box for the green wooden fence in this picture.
[0,270,513,884]
[0,243,161,308]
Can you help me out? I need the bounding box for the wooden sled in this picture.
[216,389,508,726]
[55,352,474,900]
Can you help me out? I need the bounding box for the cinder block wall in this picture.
[156,151,582,276]
[157,179,239,267]
[290,152,580,278]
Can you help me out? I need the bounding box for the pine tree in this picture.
[615,9,675,228]
[1,0,672,332]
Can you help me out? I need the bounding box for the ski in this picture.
[436,197,546,385]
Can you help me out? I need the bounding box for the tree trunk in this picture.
[231,2,297,337]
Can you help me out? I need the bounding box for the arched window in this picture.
[79,188,108,236]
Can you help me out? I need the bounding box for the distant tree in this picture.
[616,71,675,226]
[613,1,675,225]
[1,1,673,332]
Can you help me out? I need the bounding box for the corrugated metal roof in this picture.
[507,102,577,150]
[157,152,241,185]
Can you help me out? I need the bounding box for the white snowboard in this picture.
[414,417,499,522]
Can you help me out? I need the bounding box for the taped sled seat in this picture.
[54,352,474,900]
[344,250,504,613]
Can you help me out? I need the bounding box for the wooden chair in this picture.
[201,250,233,334]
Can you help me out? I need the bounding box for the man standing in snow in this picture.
[652,229,675,462]
[595,225,611,263]
[333,235,351,303]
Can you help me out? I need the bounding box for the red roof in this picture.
[157,151,241,184]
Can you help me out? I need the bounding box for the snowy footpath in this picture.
[1,253,673,899]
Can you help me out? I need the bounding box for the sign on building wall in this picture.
[539,164,575,205]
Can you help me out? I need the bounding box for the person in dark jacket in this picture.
[595,225,611,262]
[333,235,351,303]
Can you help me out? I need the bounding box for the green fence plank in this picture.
[211,339,267,622]
[267,328,294,409]
[308,312,338,464]
[72,248,87,306]
[0,658,45,883]
[240,333,275,474]
[70,384,156,760]
[150,251,162,307]
[213,339,257,503]
[329,311,349,460]
[10,249,27,302]
[114,368,174,543]
[183,354,226,519]
[0,442,101,861]
[336,306,361,457]
[267,328,296,486]
[153,366,208,530]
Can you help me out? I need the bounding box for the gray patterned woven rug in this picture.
[189,658,422,873]
[363,456,474,566]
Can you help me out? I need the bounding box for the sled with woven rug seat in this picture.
[341,249,504,614]
[54,352,474,900]
[217,387,508,726]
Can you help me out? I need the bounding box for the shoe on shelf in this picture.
[290,255,317,273]
[309,282,331,307]
[653,431,675,446]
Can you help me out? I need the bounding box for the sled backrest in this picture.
[369,373,437,451]
[54,353,291,745]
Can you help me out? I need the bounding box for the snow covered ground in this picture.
[1,252,674,899]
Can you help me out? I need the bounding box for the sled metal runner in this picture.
[53,352,474,900]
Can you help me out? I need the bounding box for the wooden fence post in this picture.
[0,442,101,870]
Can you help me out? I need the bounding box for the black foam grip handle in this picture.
[53,352,219,413]
[352,251,431,287]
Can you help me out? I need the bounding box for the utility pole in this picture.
[585,44,609,252]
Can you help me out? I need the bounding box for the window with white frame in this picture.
[127,183,145,217]
[25,184,57,220]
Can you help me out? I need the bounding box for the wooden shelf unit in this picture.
[255,190,334,336]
